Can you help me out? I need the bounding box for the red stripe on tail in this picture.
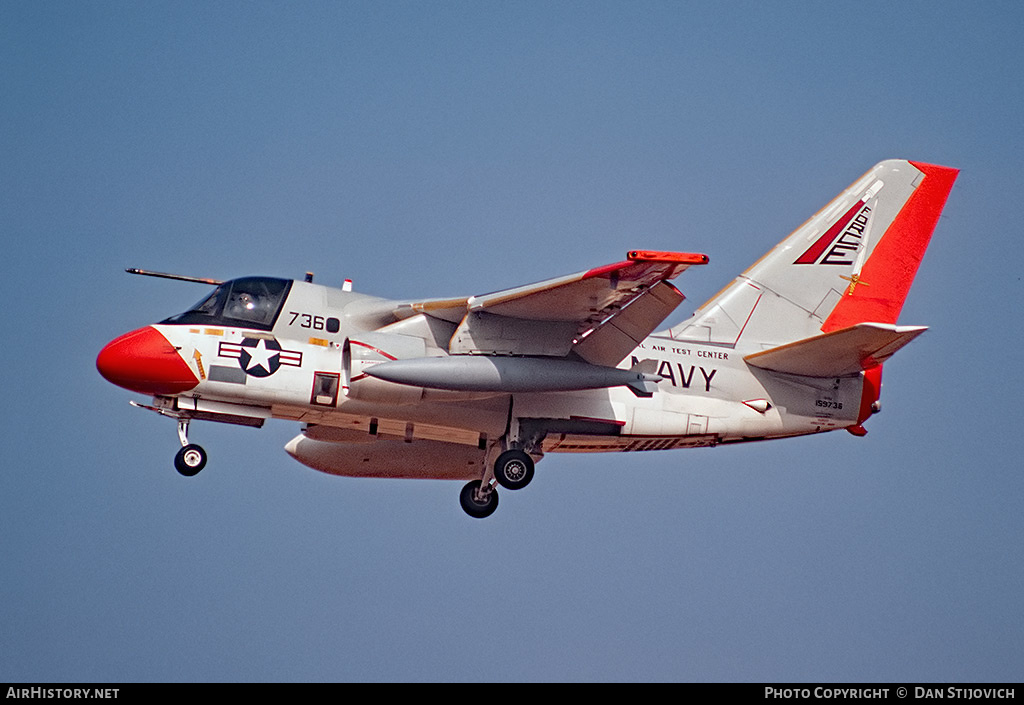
[794,200,867,265]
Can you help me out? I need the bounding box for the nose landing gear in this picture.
[173,419,207,476]
[129,400,211,477]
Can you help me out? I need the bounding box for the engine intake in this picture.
[342,332,426,405]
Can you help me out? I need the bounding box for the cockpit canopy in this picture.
[162,277,292,330]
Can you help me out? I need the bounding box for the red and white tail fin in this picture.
[668,160,958,348]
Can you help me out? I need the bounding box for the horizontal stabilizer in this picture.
[744,322,927,378]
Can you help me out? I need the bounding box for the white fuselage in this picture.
[148,279,865,457]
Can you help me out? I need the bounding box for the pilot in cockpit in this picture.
[225,289,265,321]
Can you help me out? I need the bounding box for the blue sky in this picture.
[2,1,1022,682]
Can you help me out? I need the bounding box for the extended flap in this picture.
[573,281,686,366]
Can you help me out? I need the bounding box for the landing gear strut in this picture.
[173,419,207,476]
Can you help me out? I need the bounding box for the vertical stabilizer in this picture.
[668,160,958,348]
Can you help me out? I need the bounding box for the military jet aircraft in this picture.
[97,159,957,518]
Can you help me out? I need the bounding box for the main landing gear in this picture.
[458,442,538,519]
[459,480,499,519]
[493,449,534,490]
[173,419,207,476]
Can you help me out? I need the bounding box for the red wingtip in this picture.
[627,250,709,265]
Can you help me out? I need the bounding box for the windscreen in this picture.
[162,277,292,330]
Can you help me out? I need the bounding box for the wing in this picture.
[394,250,708,366]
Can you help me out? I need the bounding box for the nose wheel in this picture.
[174,419,207,476]
[174,444,207,476]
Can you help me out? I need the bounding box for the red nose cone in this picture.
[97,326,198,395]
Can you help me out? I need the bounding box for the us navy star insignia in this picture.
[241,338,279,376]
[218,336,303,378]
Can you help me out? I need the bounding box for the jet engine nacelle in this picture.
[342,332,427,405]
